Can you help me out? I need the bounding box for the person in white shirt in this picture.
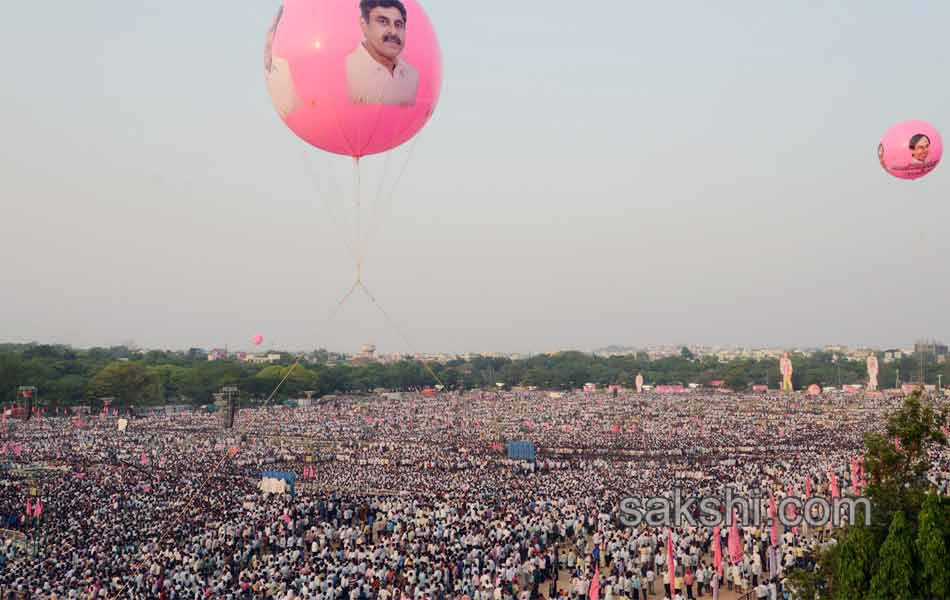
[346,0,419,106]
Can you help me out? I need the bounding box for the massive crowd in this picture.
[0,390,947,600]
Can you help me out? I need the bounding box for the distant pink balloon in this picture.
[879,120,942,180]
[265,0,442,158]
[252,335,264,346]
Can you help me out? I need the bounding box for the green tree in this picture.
[723,367,748,391]
[868,511,914,600]
[916,493,950,599]
[87,362,162,406]
[835,523,878,600]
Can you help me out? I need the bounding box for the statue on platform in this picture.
[635,373,644,394]
[780,352,794,392]
[867,355,879,392]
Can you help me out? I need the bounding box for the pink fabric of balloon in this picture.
[266,0,442,158]
[252,335,264,346]
[879,120,942,180]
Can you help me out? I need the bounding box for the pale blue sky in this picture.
[1,1,948,354]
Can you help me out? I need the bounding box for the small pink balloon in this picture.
[879,120,942,180]
[252,335,264,346]
[265,0,442,158]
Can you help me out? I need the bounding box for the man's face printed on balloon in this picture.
[361,6,407,62]
[911,135,930,162]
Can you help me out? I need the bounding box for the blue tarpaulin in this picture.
[506,441,537,461]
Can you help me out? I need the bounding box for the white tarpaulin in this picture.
[258,477,288,495]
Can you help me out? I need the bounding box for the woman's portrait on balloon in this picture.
[346,0,419,106]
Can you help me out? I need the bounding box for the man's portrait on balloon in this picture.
[264,5,299,118]
[877,143,886,169]
[909,133,931,164]
[346,0,420,106]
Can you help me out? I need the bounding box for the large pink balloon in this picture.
[265,0,442,158]
[252,335,264,346]
[878,120,942,180]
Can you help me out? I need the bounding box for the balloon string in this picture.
[362,150,394,260]
[364,135,419,254]
[263,278,360,408]
[354,158,363,281]
[109,448,236,600]
[299,148,360,264]
[356,280,447,390]
[108,278,362,599]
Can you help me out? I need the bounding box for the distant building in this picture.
[244,353,282,365]
[351,344,378,366]
[207,349,228,362]
[915,340,948,357]
[883,349,904,363]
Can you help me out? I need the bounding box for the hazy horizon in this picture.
[2,1,949,355]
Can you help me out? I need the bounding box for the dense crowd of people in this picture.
[0,389,947,599]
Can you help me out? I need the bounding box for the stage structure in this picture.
[17,387,37,421]
[222,385,239,429]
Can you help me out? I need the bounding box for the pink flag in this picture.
[805,477,812,499]
[589,564,600,600]
[728,510,742,564]
[850,457,860,494]
[25,498,32,519]
[34,498,43,518]
[713,526,723,577]
[667,528,676,583]
[140,453,149,466]
[769,494,779,547]
[894,438,901,452]
[829,471,840,499]
[859,458,867,489]
[610,424,620,434]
